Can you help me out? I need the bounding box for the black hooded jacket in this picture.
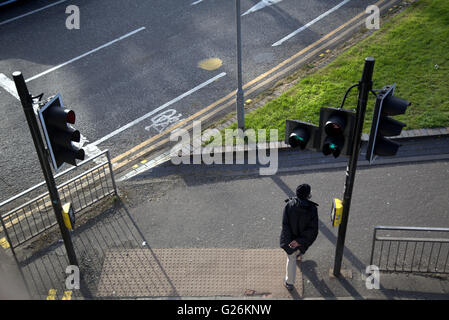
[280,197,319,255]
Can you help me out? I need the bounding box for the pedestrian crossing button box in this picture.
[62,202,75,231]
[331,198,343,227]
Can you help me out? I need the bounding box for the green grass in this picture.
[230,0,449,142]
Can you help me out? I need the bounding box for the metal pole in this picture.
[333,57,375,277]
[106,150,118,196]
[12,71,79,267]
[236,0,245,131]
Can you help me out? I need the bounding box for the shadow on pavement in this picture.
[14,198,179,299]
[300,260,336,298]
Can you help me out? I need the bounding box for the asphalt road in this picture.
[1,0,395,201]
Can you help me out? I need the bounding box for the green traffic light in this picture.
[291,135,305,144]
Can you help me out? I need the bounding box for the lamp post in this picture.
[236,0,245,131]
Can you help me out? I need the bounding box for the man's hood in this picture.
[285,197,318,207]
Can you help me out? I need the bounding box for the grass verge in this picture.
[226,0,449,142]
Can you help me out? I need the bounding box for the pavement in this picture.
[7,132,449,300]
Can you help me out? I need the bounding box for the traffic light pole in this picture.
[13,71,79,267]
[333,57,375,277]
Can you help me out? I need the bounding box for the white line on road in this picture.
[0,73,19,100]
[191,0,204,5]
[272,0,351,46]
[242,0,283,16]
[0,0,68,27]
[25,27,146,82]
[90,72,227,146]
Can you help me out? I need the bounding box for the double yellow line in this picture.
[46,289,72,300]
[111,0,392,171]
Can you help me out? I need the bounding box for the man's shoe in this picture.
[284,281,294,291]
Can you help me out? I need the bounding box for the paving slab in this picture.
[96,249,302,299]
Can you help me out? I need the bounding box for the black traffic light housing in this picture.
[38,94,85,170]
[285,120,319,151]
[366,84,410,163]
[319,107,356,158]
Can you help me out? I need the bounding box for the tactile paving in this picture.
[96,248,302,298]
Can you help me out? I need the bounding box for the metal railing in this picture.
[370,226,449,274]
[0,150,117,252]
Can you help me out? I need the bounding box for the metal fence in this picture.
[370,226,449,274]
[0,150,117,253]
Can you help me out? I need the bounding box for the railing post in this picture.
[106,150,118,196]
[369,227,377,267]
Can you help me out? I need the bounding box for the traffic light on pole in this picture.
[38,94,85,171]
[285,120,319,151]
[366,84,410,163]
[319,107,356,158]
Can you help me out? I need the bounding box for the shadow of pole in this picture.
[13,196,181,299]
[300,260,336,298]
[116,198,181,297]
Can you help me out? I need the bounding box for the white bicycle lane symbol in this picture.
[145,109,183,134]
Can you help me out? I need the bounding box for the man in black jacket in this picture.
[280,184,319,291]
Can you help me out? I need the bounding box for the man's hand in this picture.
[288,240,300,249]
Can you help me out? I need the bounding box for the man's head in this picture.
[296,184,311,200]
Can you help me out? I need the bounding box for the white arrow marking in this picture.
[272,0,351,46]
[242,0,283,16]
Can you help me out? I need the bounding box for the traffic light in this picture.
[38,94,85,170]
[319,107,356,158]
[285,120,319,151]
[366,84,410,163]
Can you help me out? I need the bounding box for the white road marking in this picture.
[76,134,105,163]
[90,72,227,146]
[272,0,351,46]
[145,109,184,134]
[242,0,283,16]
[25,27,146,82]
[0,0,68,27]
[1,27,146,100]
[191,0,204,5]
[0,73,19,100]
[1,30,222,154]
